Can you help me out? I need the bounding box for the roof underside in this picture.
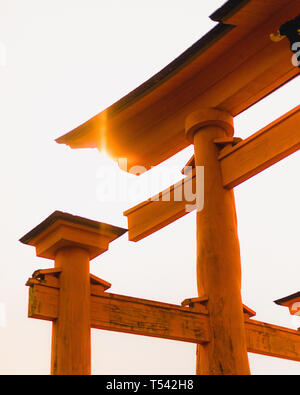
[56,0,300,171]
[274,292,300,306]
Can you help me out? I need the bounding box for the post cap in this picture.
[185,108,234,142]
[20,211,127,260]
[274,292,300,316]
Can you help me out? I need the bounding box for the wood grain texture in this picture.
[124,105,300,242]
[27,281,209,344]
[28,284,58,321]
[189,113,250,375]
[51,247,91,375]
[245,319,300,362]
[90,293,210,344]
[27,280,300,362]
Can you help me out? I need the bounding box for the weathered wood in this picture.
[51,247,91,375]
[124,105,300,242]
[21,211,127,376]
[90,292,210,344]
[28,284,59,321]
[27,281,210,344]
[26,272,111,295]
[245,319,300,362]
[27,280,300,362]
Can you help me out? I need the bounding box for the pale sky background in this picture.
[0,0,299,375]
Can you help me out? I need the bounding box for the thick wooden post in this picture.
[185,108,250,375]
[51,246,91,375]
[20,211,127,375]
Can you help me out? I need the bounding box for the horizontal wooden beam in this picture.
[123,171,197,242]
[27,280,210,345]
[219,105,300,189]
[124,105,300,241]
[90,292,210,344]
[245,319,300,362]
[27,279,300,362]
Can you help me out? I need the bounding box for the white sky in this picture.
[0,0,299,375]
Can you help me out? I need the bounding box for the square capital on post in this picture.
[19,211,127,260]
[274,292,300,316]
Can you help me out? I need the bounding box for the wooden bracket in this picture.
[214,136,243,151]
[32,268,62,279]
[26,268,61,289]
[181,296,209,314]
[90,273,111,295]
[26,269,111,295]
[270,30,285,42]
[181,298,256,319]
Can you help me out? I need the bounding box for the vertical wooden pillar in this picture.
[20,211,127,375]
[185,109,250,375]
[51,246,91,375]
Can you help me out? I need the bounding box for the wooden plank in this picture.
[90,292,210,344]
[28,284,59,321]
[124,171,198,242]
[124,105,300,241]
[245,319,300,362]
[27,282,300,361]
[219,105,300,189]
[27,282,210,344]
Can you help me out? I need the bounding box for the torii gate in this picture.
[20,0,300,375]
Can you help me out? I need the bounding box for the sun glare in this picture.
[98,150,116,166]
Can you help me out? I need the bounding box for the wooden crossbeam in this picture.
[124,171,197,242]
[90,292,210,344]
[245,319,300,362]
[124,105,300,241]
[27,279,210,344]
[27,277,300,362]
[219,105,300,189]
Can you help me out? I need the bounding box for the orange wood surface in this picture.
[22,1,300,375]
[26,277,300,362]
[55,1,300,171]
[90,292,210,344]
[219,105,300,189]
[51,247,91,375]
[275,294,300,316]
[245,319,300,362]
[27,277,210,344]
[20,211,127,260]
[21,211,127,375]
[124,171,197,242]
[124,105,300,242]
[187,108,250,375]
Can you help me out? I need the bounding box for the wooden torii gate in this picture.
[20,0,300,375]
